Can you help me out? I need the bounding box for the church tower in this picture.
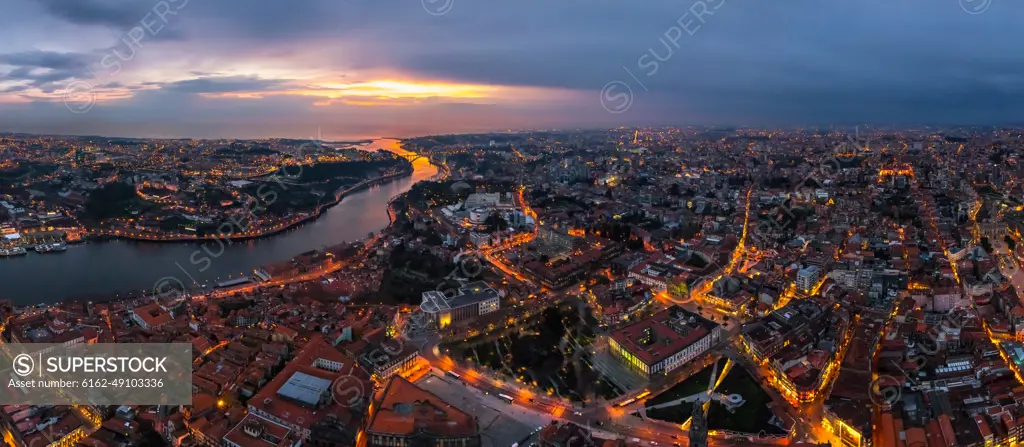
[689,403,709,447]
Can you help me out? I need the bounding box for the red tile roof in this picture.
[223,413,295,447]
[367,376,478,438]
[247,336,370,433]
[133,303,172,328]
[609,307,711,366]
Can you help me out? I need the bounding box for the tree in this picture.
[84,181,138,220]
[667,278,688,301]
[1006,235,1017,251]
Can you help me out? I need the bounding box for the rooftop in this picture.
[609,305,718,366]
[367,376,479,438]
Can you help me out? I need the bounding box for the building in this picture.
[796,266,821,294]
[522,257,590,289]
[537,225,583,255]
[8,409,87,447]
[464,192,513,209]
[246,336,370,443]
[223,414,300,447]
[538,422,596,447]
[588,283,651,325]
[468,208,490,225]
[550,158,591,183]
[689,404,709,447]
[979,221,1006,239]
[131,302,173,330]
[608,306,721,377]
[627,255,700,293]
[7,313,86,346]
[421,281,500,329]
[365,376,481,447]
[704,276,753,314]
[355,332,421,383]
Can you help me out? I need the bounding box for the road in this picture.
[201,232,381,298]
[400,187,799,445]
[414,318,785,446]
[0,325,104,442]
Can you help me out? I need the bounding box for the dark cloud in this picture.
[3,0,1024,136]
[0,50,93,88]
[0,50,90,71]
[0,84,31,93]
[35,0,186,40]
[37,0,149,28]
[157,76,291,94]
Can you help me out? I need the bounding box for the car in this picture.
[673,443,681,447]
[574,411,582,416]
[594,420,604,426]
[649,442,658,446]
[670,435,678,439]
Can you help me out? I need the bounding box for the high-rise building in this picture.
[796,265,821,294]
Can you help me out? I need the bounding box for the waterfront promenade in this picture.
[0,139,440,303]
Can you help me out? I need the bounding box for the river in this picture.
[0,139,438,305]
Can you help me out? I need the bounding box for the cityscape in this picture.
[1,1,1022,447]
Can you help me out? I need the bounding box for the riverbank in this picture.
[0,139,439,304]
[82,169,412,244]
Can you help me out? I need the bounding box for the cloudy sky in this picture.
[0,0,1020,140]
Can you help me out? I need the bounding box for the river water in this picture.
[0,139,437,305]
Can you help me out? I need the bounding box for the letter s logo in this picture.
[13,354,34,376]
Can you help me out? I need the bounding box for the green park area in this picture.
[446,304,623,402]
[645,360,787,436]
